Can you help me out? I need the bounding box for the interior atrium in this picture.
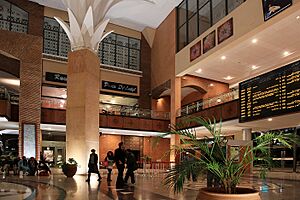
[0,0,299,199]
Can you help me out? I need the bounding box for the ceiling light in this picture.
[0,78,20,86]
[61,94,67,98]
[195,69,202,73]
[251,39,258,44]
[297,16,300,20]
[221,56,226,60]
[251,65,259,70]
[223,76,234,80]
[267,118,273,122]
[217,98,222,103]
[283,51,290,57]
[209,83,214,87]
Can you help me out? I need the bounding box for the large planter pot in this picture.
[62,165,77,178]
[197,187,261,200]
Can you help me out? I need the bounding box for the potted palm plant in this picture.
[163,117,298,200]
[61,158,78,178]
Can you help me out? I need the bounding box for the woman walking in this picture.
[105,151,114,181]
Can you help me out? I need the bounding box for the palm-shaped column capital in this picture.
[55,0,123,52]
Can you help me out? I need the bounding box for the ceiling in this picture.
[194,112,300,138]
[0,71,20,93]
[160,87,199,100]
[29,0,182,31]
[189,9,300,86]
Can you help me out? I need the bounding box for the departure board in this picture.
[239,60,300,123]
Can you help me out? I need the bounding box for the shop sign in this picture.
[102,81,137,93]
[45,72,67,83]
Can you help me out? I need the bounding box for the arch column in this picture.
[66,49,100,174]
[170,77,181,163]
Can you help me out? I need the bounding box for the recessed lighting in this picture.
[221,56,226,60]
[223,76,234,80]
[267,118,273,122]
[217,98,222,103]
[209,83,214,87]
[283,51,290,57]
[252,39,258,44]
[251,65,259,70]
[297,16,300,20]
[195,69,202,73]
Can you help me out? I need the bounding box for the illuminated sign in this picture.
[239,60,300,122]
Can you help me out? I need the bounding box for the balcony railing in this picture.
[41,97,170,120]
[177,89,239,117]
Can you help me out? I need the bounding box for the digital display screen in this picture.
[239,60,300,123]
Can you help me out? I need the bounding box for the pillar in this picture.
[66,49,100,174]
[170,77,181,163]
[235,128,252,141]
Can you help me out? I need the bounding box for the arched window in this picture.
[0,0,28,33]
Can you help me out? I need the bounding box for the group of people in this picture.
[86,142,138,188]
[1,155,51,176]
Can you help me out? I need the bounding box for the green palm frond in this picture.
[162,116,300,194]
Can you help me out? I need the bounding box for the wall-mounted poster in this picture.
[203,31,216,54]
[23,124,36,158]
[262,0,292,21]
[218,18,233,44]
[190,41,201,62]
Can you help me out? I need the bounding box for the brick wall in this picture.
[99,135,121,161]
[139,35,152,109]
[0,0,44,158]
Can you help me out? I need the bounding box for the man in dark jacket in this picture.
[86,149,101,182]
[124,149,137,184]
[114,142,126,187]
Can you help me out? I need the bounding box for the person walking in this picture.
[105,151,114,182]
[114,142,126,188]
[86,149,102,182]
[124,149,137,184]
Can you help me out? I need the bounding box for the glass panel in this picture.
[0,0,11,23]
[177,1,187,27]
[188,14,198,43]
[129,38,140,49]
[58,32,70,57]
[199,0,209,8]
[187,0,198,19]
[116,46,128,68]
[227,0,244,13]
[129,49,140,70]
[11,4,28,25]
[116,35,129,47]
[198,2,211,36]
[212,0,226,25]
[178,24,187,51]
[102,32,116,44]
[0,1,28,33]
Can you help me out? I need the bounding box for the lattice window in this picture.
[0,0,28,33]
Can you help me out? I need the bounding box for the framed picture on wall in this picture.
[218,18,233,44]
[203,31,216,54]
[262,0,292,21]
[23,123,36,158]
[190,41,201,62]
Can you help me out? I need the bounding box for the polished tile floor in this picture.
[1,170,300,200]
